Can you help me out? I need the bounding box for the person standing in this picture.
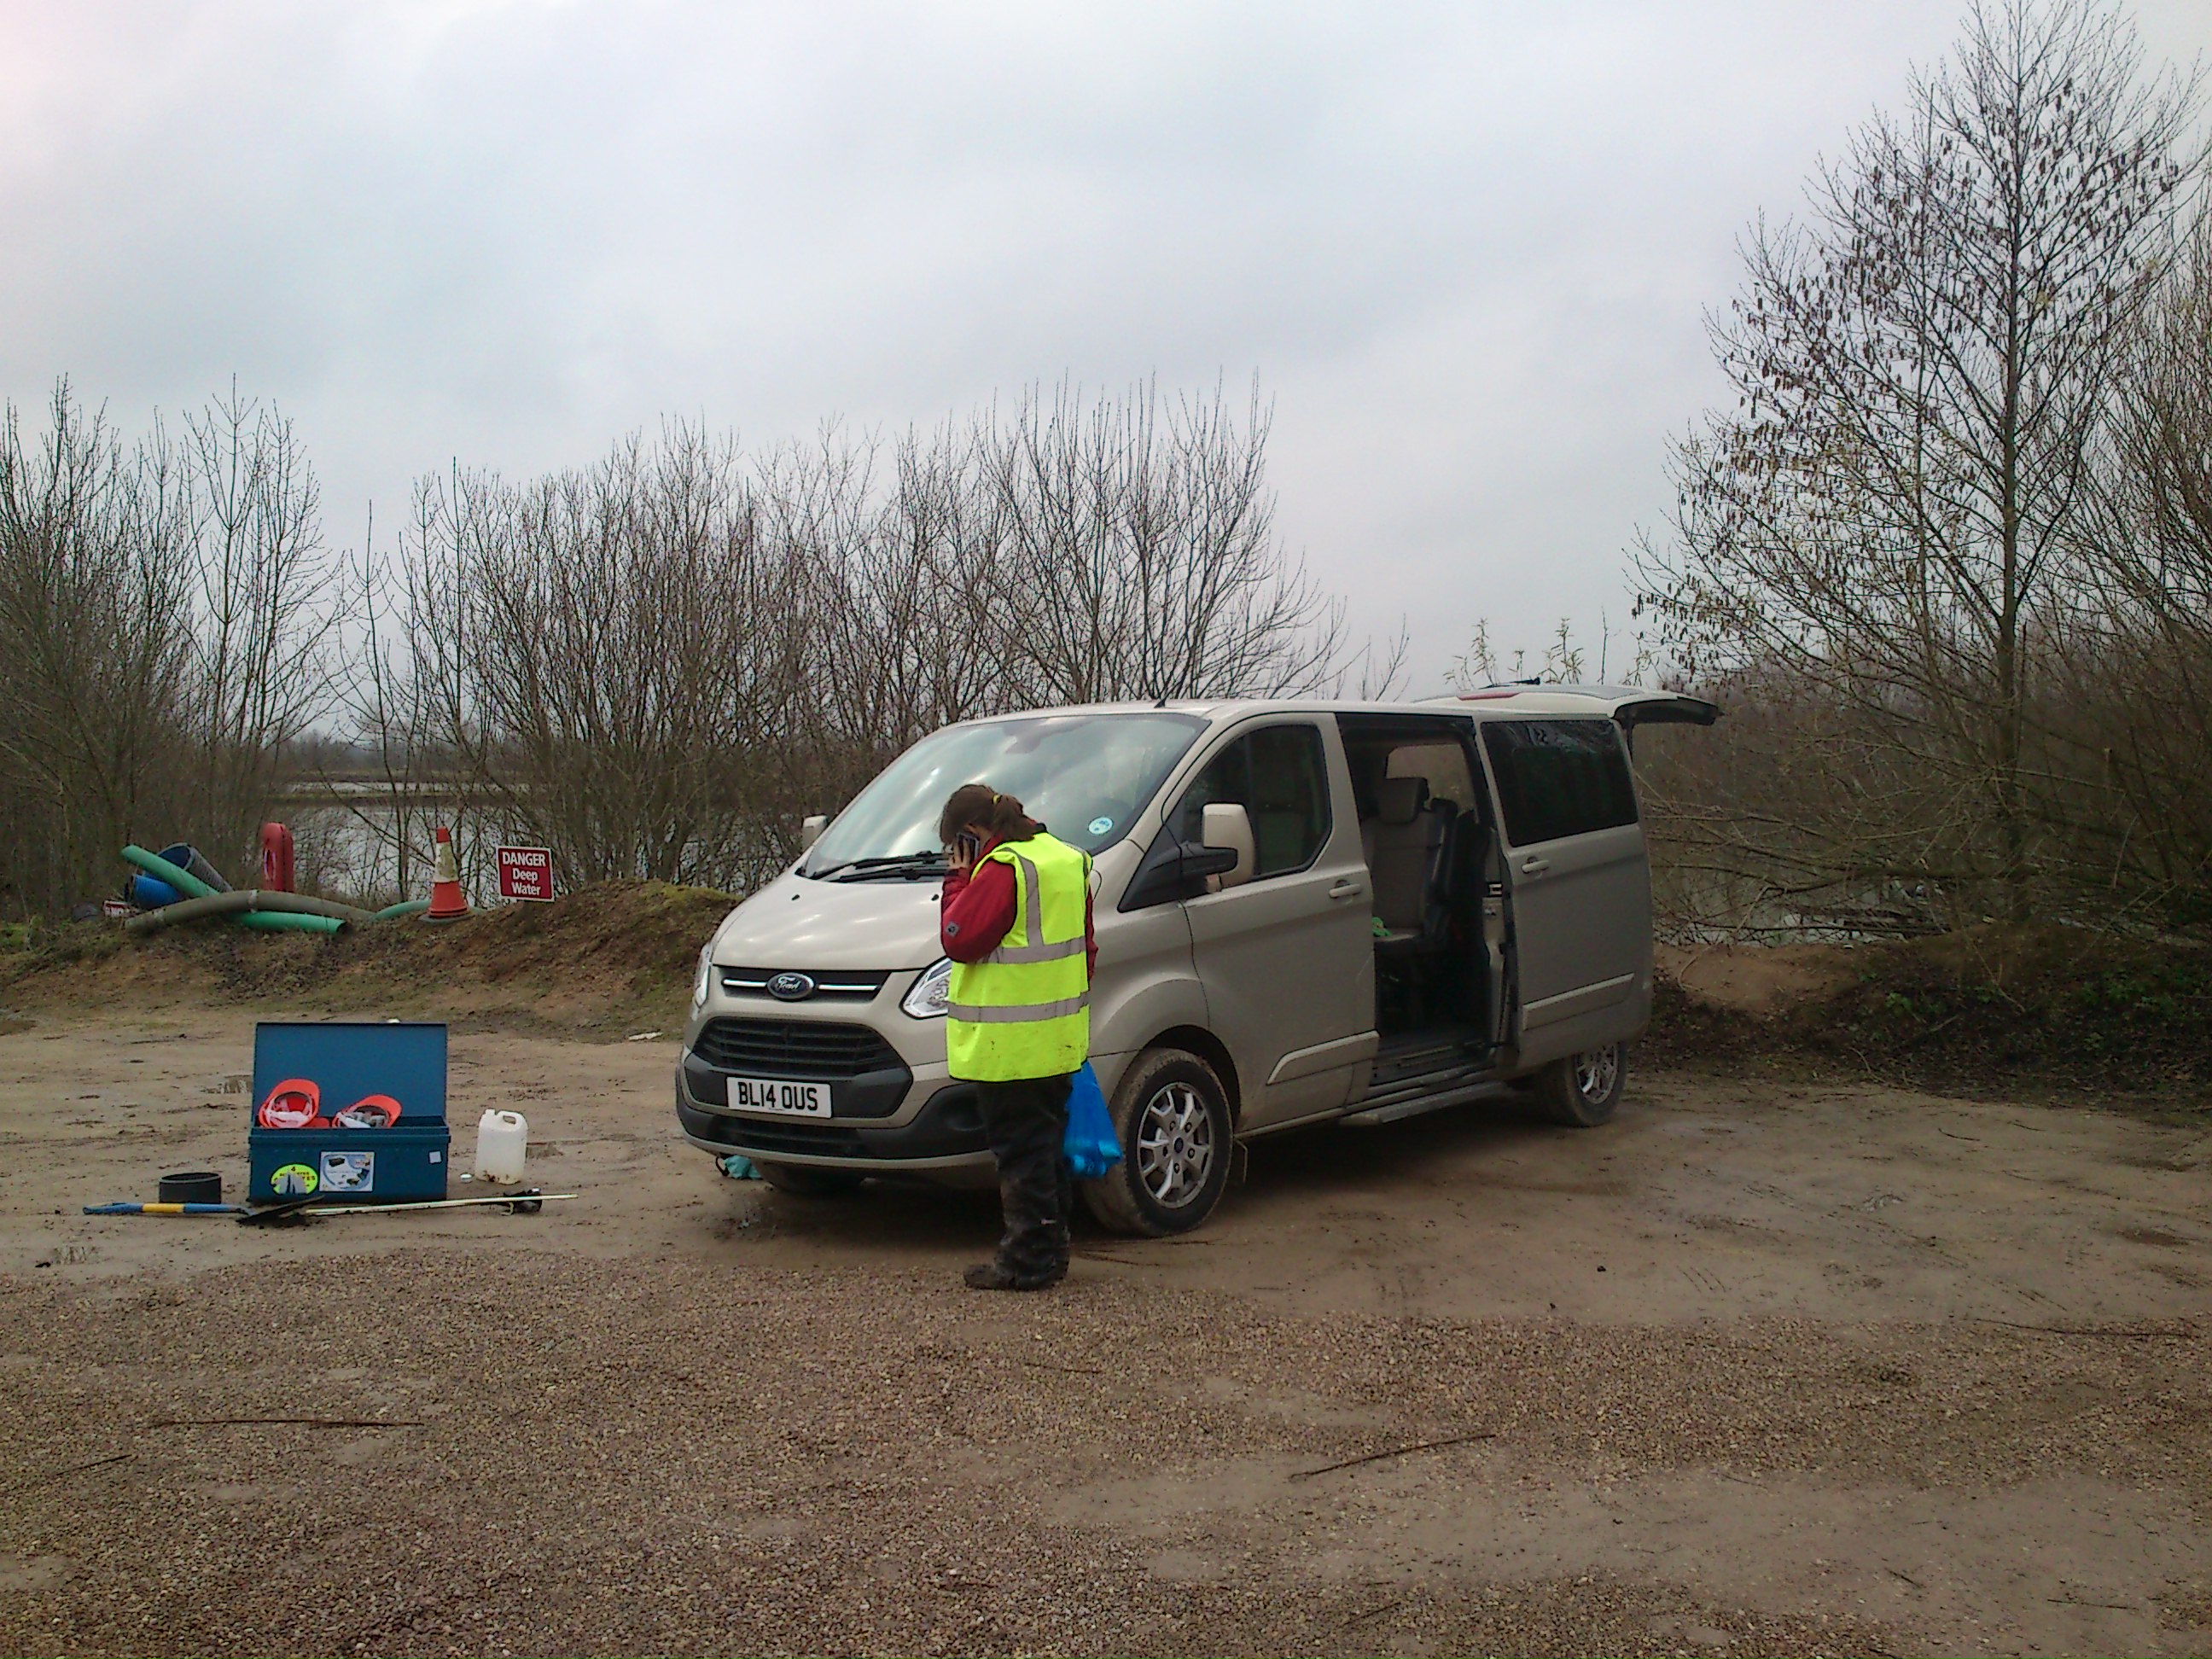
[936,783,1097,1290]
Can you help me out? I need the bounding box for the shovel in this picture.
[236,1190,574,1225]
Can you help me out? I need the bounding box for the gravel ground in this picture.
[2,1015,2209,1655]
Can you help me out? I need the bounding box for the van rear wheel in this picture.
[1535,1043,1626,1127]
[1080,1048,1233,1237]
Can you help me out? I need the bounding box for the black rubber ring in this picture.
[158,1171,224,1205]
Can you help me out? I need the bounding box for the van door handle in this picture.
[1328,878,1365,900]
[1517,857,1551,877]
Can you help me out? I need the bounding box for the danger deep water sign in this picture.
[495,846,555,902]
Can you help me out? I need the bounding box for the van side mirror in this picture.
[799,814,828,852]
[1201,803,1254,889]
[1117,826,1240,911]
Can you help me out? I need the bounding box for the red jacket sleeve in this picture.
[941,841,1098,979]
[940,859,1017,963]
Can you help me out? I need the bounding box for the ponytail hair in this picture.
[938,783,1033,846]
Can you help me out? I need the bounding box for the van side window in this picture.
[1171,724,1331,878]
[1386,741,1477,814]
[1481,719,1637,845]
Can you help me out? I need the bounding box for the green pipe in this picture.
[124,890,370,936]
[123,844,220,898]
[134,900,338,936]
[374,899,431,921]
[239,911,339,934]
[120,847,341,935]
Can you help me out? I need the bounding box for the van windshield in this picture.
[803,711,1208,878]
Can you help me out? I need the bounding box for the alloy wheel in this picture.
[1134,1081,1215,1209]
[1575,1045,1621,1104]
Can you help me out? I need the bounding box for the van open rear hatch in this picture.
[1423,684,1720,736]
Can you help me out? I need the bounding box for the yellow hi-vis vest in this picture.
[945,830,1092,1082]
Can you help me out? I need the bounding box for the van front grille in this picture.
[720,969,891,1001]
[692,1018,902,1079]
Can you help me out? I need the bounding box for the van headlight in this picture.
[901,958,953,1019]
[691,943,714,1010]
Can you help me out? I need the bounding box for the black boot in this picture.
[967,1168,1062,1290]
[963,1260,1061,1291]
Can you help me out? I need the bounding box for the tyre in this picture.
[1534,1042,1627,1127]
[1080,1048,1235,1237]
[755,1161,867,1196]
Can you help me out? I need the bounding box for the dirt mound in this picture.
[1647,926,2212,1111]
[0,881,736,1034]
[1655,942,1855,1014]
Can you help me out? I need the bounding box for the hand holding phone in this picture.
[948,832,980,874]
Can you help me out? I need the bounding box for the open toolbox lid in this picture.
[251,1021,449,1132]
[1421,684,1720,731]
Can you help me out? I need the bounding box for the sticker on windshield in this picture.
[1088,816,1113,836]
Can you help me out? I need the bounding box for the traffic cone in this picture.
[426,826,470,922]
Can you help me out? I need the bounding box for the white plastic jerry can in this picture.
[474,1109,529,1182]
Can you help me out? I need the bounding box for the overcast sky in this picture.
[3,1,2204,690]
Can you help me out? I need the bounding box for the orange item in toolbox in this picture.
[256,1078,324,1130]
[332,1094,402,1129]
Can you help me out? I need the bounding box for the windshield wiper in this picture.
[807,852,946,882]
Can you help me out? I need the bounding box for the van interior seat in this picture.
[1363,776,1451,943]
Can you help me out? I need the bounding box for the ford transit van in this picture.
[675,686,1716,1234]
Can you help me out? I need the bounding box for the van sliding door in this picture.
[1480,719,1651,1066]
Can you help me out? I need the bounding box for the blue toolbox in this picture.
[246,1022,451,1205]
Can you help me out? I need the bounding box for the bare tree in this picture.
[971,380,1355,704]
[391,425,812,890]
[2049,203,2212,925]
[357,379,1394,898]
[172,383,335,866]
[0,385,192,914]
[317,505,445,904]
[3,370,1387,916]
[0,380,336,916]
[1635,0,2197,925]
[1447,615,1654,690]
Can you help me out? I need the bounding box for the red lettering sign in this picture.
[495,846,556,902]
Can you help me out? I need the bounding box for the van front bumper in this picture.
[674,1074,994,1174]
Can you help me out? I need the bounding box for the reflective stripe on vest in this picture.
[945,830,1091,1083]
[986,852,1088,964]
[943,992,1090,1023]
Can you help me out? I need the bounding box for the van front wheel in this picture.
[1535,1043,1626,1127]
[1080,1049,1233,1237]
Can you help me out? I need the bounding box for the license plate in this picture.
[727,1076,831,1117]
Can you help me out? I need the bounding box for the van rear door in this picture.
[1479,718,1651,1065]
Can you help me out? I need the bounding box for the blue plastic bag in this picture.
[1063,1062,1122,1179]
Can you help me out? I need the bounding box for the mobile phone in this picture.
[955,832,981,861]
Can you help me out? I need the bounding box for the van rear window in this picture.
[1481,719,1637,845]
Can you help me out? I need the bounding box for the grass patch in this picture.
[1648,924,2212,1114]
[0,916,126,981]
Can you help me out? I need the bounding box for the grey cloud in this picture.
[4,0,2204,685]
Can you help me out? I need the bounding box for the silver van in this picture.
[675,686,1716,1234]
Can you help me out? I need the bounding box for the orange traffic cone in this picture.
[426,826,470,922]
